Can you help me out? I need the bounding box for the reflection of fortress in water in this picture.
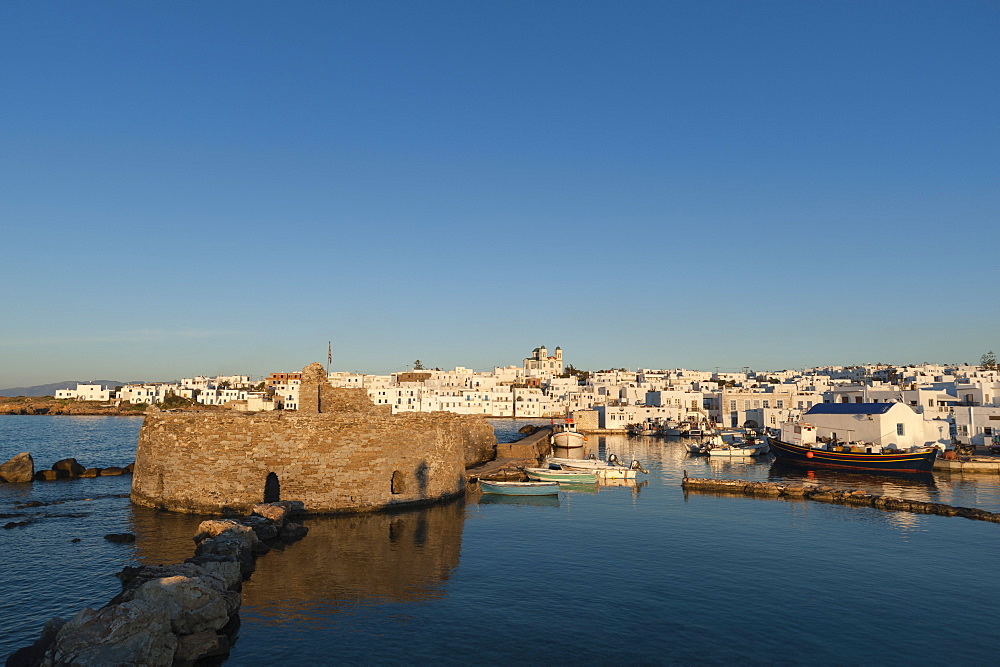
[240,499,466,617]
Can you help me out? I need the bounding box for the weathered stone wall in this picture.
[131,363,496,514]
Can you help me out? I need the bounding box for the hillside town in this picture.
[52,345,1000,449]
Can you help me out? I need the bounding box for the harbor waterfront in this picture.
[3,417,1000,663]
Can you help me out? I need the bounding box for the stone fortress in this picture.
[131,363,497,514]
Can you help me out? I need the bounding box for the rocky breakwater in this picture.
[0,453,134,483]
[7,501,309,666]
[681,474,1000,524]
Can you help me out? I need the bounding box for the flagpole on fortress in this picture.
[327,341,332,376]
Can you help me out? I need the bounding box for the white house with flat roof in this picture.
[800,403,948,450]
[54,383,113,402]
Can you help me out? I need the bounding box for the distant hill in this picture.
[0,380,142,397]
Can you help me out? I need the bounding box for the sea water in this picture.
[2,416,999,663]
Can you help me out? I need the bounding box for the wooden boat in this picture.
[479,480,560,495]
[523,467,598,483]
[550,418,587,449]
[766,435,937,473]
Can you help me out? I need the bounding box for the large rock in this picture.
[279,521,309,543]
[45,601,177,666]
[194,519,266,554]
[128,575,236,636]
[174,628,230,665]
[0,452,34,483]
[251,503,291,523]
[195,534,256,578]
[185,554,243,591]
[52,458,86,477]
[116,564,228,599]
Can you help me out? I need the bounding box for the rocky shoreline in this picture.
[0,397,146,416]
[0,397,227,416]
[7,501,309,666]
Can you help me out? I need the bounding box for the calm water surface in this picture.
[3,417,1000,663]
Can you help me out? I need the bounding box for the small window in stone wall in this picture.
[391,470,408,494]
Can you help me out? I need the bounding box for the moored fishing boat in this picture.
[550,418,587,449]
[766,421,937,473]
[479,480,560,495]
[707,443,768,457]
[683,441,711,455]
[546,453,648,479]
[766,435,937,472]
[706,431,768,457]
[523,467,598,483]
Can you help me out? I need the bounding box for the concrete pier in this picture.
[465,426,552,482]
[681,474,1000,524]
[932,457,1000,475]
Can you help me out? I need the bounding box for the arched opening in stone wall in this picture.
[264,472,280,502]
[391,470,407,494]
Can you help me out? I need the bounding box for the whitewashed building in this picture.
[54,383,113,402]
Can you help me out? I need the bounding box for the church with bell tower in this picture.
[523,345,564,374]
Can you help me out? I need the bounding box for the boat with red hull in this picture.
[766,435,937,473]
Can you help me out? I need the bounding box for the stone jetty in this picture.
[7,501,309,666]
[466,425,553,482]
[681,474,1000,524]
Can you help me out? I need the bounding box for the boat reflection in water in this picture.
[478,493,560,508]
[767,460,938,501]
[597,477,648,493]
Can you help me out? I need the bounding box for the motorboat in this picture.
[707,442,768,457]
[523,467,598,483]
[545,453,648,479]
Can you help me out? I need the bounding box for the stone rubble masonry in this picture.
[131,363,497,514]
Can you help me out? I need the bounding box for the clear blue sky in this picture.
[1,1,997,387]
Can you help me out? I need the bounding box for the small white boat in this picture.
[546,453,648,479]
[524,467,598,483]
[683,442,711,455]
[550,418,587,449]
[707,444,768,457]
